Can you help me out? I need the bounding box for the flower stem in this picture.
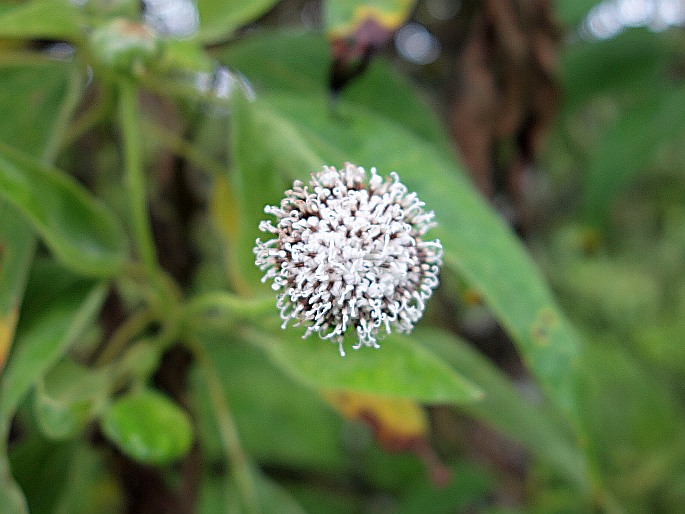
[142,118,227,178]
[118,80,158,280]
[42,67,83,165]
[184,292,273,326]
[186,336,260,514]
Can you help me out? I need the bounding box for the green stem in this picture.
[143,119,227,178]
[118,80,158,279]
[61,87,113,149]
[184,292,273,326]
[95,308,155,367]
[137,73,230,109]
[186,336,260,514]
[42,67,83,164]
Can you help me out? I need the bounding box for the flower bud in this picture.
[89,18,160,75]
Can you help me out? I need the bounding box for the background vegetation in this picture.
[1,0,685,512]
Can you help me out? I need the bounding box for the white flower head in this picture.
[254,163,443,356]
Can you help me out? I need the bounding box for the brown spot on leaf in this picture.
[531,307,559,346]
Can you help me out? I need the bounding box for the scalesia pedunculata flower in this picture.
[254,163,443,356]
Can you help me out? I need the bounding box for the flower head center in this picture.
[254,163,443,356]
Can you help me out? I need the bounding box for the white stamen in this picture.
[253,163,443,356]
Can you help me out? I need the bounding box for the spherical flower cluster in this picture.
[254,163,443,356]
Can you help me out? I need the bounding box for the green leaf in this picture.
[100,389,193,465]
[7,436,73,514]
[560,30,675,113]
[0,200,35,370]
[221,31,329,95]
[396,460,493,514]
[577,340,685,506]
[191,331,347,471]
[221,31,451,149]
[0,61,77,157]
[0,61,77,355]
[198,467,308,514]
[0,141,128,276]
[0,458,27,514]
[0,0,82,41]
[9,437,124,514]
[325,0,416,35]
[341,59,454,154]
[554,0,601,27]
[45,444,124,514]
[0,280,106,429]
[194,0,280,44]
[414,328,588,491]
[244,327,483,405]
[34,359,111,439]
[0,55,83,514]
[227,29,585,453]
[244,93,584,423]
[0,279,105,514]
[581,84,685,227]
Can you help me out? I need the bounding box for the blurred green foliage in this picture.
[0,0,684,512]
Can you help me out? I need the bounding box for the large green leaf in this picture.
[560,29,676,114]
[577,339,685,509]
[0,281,106,427]
[194,0,280,44]
[395,460,493,514]
[220,31,330,95]
[244,327,482,405]
[0,204,36,514]
[7,437,73,514]
[198,467,308,514]
[191,332,347,471]
[0,0,82,41]
[235,93,583,423]
[0,141,128,276]
[0,56,83,514]
[100,389,194,465]
[0,62,79,358]
[0,62,78,157]
[221,31,451,151]
[34,359,112,439]
[0,456,26,514]
[227,28,585,464]
[0,200,35,370]
[9,438,123,514]
[0,278,105,514]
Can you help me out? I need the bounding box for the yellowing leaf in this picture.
[325,0,416,36]
[210,175,240,243]
[209,174,251,295]
[0,308,18,371]
[322,390,428,449]
[325,1,418,92]
[322,389,452,486]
